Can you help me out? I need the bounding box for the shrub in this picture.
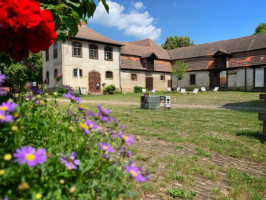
[0,76,149,200]
[103,84,116,95]
[134,86,142,93]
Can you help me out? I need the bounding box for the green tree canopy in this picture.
[254,23,266,35]
[162,36,194,50]
[172,60,189,80]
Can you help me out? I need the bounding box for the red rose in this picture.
[0,0,57,61]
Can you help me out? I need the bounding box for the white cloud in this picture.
[90,1,161,40]
[134,2,145,10]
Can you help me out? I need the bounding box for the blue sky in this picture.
[88,0,266,45]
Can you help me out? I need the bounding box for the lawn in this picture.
[63,91,266,199]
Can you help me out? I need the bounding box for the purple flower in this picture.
[99,142,115,158]
[79,119,98,134]
[0,73,6,86]
[97,104,111,115]
[120,146,133,158]
[119,133,134,145]
[86,111,96,117]
[63,93,72,99]
[78,104,86,111]
[13,146,47,167]
[59,152,80,170]
[31,87,42,95]
[62,85,74,94]
[0,101,17,112]
[0,88,8,96]
[125,163,146,182]
[98,112,111,123]
[0,111,13,123]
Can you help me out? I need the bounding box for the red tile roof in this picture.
[73,26,123,46]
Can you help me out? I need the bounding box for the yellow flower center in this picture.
[130,170,137,177]
[103,146,107,150]
[0,169,5,175]
[123,135,128,141]
[0,106,7,111]
[80,123,89,130]
[80,104,85,108]
[11,126,18,131]
[0,115,5,120]
[40,100,45,105]
[26,154,35,161]
[14,113,19,118]
[4,154,12,161]
[36,193,42,199]
[89,124,94,128]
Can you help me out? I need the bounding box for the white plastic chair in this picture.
[180,88,186,94]
[176,87,180,92]
[167,87,171,91]
[191,88,199,95]
[142,88,146,93]
[200,87,206,92]
[151,89,156,93]
[213,87,219,92]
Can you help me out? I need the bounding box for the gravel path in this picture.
[57,99,263,112]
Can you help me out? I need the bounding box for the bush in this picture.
[103,84,116,95]
[134,86,142,93]
[0,80,149,199]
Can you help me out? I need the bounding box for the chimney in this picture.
[80,21,86,27]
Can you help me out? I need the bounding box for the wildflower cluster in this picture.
[0,75,149,199]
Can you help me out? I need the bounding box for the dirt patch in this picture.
[132,136,265,200]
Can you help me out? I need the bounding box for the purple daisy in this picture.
[63,93,72,99]
[0,101,17,112]
[13,146,47,167]
[0,88,8,96]
[99,142,115,158]
[59,152,80,170]
[97,104,111,115]
[98,112,111,123]
[119,133,134,146]
[120,146,133,158]
[0,111,13,123]
[125,163,146,182]
[0,73,6,86]
[86,111,97,117]
[80,119,98,134]
[62,85,74,94]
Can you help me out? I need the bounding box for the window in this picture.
[45,50,49,61]
[216,56,226,68]
[54,69,58,78]
[73,69,83,77]
[53,43,58,59]
[190,74,195,85]
[160,75,165,81]
[72,41,82,57]
[131,74,137,81]
[106,71,113,79]
[45,71,49,84]
[89,44,98,59]
[104,46,113,60]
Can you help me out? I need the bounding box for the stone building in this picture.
[169,34,266,91]
[43,23,266,93]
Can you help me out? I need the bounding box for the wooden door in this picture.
[209,70,220,89]
[146,77,153,91]
[89,72,101,92]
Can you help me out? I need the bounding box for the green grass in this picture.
[58,91,266,199]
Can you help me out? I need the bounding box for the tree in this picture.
[254,23,266,35]
[172,60,189,86]
[162,36,194,50]
[40,0,109,41]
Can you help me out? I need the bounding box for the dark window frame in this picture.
[131,74,137,81]
[45,50,49,62]
[73,68,83,77]
[72,41,82,57]
[160,75,165,81]
[54,69,58,79]
[104,46,113,61]
[89,44,98,59]
[190,74,196,85]
[46,71,49,84]
[53,42,58,59]
[105,71,113,79]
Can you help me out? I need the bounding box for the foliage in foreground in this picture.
[0,76,149,200]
